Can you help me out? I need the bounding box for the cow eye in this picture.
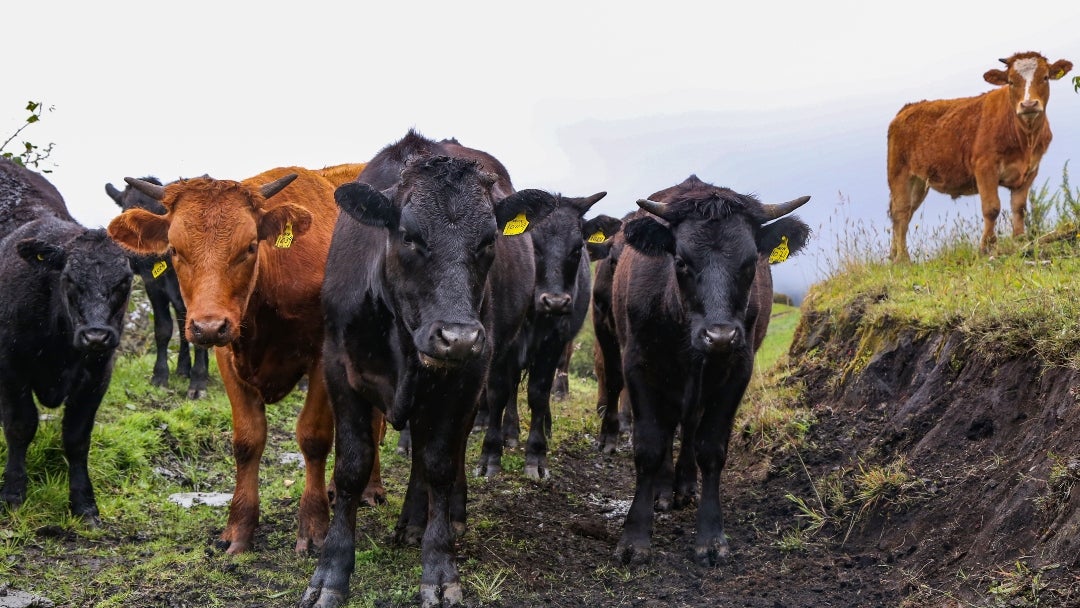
[674,256,688,273]
[247,241,258,255]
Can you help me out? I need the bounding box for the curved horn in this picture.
[999,57,1009,65]
[636,198,672,220]
[123,177,166,201]
[761,195,811,222]
[573,191,608,212]
[260,174,298,200]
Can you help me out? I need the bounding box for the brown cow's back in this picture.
[314,163,367,187]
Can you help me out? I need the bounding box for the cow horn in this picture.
[123,177,166,201]
[636,198,672,220]
[999,57,1009,65]
[761,195,811,222]
[260,173,298,199]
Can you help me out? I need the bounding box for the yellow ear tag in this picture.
[274,221,294,249]
[502,213,529,236]
[151,260,168,278]
[769,235,790,264]
[36,254,45,261]
[1055,69,1065,79]
[587,230,607,244]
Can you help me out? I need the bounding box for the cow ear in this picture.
[1048,60,1073,80]
[623,217,675,257]
[17,239,66,270]
[496,189,557,236]
[335,182,399,229]
[583,214,623,261]
[107,208,171,255]
[258,203,313,244]
[105,183,124,207]
[758,216,811,264]
[984,69,1009,86]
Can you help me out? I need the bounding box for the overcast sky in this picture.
[4,1,1079,300]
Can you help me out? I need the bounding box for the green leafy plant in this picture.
[1,100,55,171]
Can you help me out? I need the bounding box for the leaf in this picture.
[25,101,39,111]
[27,115,39,123]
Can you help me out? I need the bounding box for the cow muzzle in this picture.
[418,322,486,368]
[536,292,573,315]
[75,326,120,351]
[696,324,742,356]
[1017,100,1044,117]
[188,316,235,347]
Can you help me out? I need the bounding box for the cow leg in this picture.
[524,338,563,480]
[361,408,388,506]
[413,409,468,608]
[300,357,376,608]
[654,441,675,511]
[673,414,700,509]
[146,287,174,387]
[1009,183,1033,237]
[615,372,675,565]
[693,368,749,567]
[0,383,36,510]
[888,174,928,263]
[187,346,210,399]
[551,341,573,401]
[476,357,517,477]
[395,449,428,546]
[62,376,111,524]
[502,390,521,449]
[214,348,266,554]
[173,300,192,379]
[295,362,335,554]
[976,168,1003,254]
[594,321,624,454]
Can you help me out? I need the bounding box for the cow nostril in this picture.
[702,326,738,349]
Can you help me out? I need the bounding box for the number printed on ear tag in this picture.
[587,231,607,244]
[152,260,168,278]
[275,221,294,248]
[769,235,790,264]
[503,213,529,236]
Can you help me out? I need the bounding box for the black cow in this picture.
[612,175,809,566]
[475,191,621,479]
[592,211,634,454]
[301,130,556,608]
[106,178,209,399]
[0,158,133,523]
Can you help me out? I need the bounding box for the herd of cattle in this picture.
[0,51,1072,607]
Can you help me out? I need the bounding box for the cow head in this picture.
[335,155,556,367]
[106,176,167,215]
[107,173,308,346]
[623,177,810,357]
[18,228,133,352]
[524,190,621,315]
[984,52,1073,125]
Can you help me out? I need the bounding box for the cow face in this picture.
[526,191,620,315]
[107,174,308,346]
[623,186,809,358]
[18,230,133,351]
[106,177,166,215]
[336,156,556,367]
[984,52,1073,123]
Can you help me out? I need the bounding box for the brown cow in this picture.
[107,167,384,555]
[314,163,367,187]
[887,51,1073,262]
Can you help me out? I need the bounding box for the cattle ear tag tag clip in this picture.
[503,213,529,236]
[151,260,168,278]
[769,235,790,264]
[587,230,607,244]
[275,221,294,248]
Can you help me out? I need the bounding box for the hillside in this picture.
[3,246,1080,606]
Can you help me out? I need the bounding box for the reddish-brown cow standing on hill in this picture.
[887,51,1073,262]
[108,168,384,555]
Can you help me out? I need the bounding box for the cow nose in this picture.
[77,327,116,351]
[190,318,231,345]
[1019,100,1041,112]
[538,293,573,314]
[431,323,485,360]
[700,324,739,354]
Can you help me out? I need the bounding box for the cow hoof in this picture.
[614,540,650,565]
[394,525,424,547]
[361,487,387,507]
[599,437,618,455]
[451,521,466,540]
[673,491,697,509]
[654,494,673,512]
[186,387,208,399]
[523,464,548,480]
[78,512,102,528]
[504,437,519,449]
[299,586,347,608]
[150,375,169,388]
[694,537,731,567]
[295,535,323,556]
[215,537,251,554]
[420,582,463,608]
